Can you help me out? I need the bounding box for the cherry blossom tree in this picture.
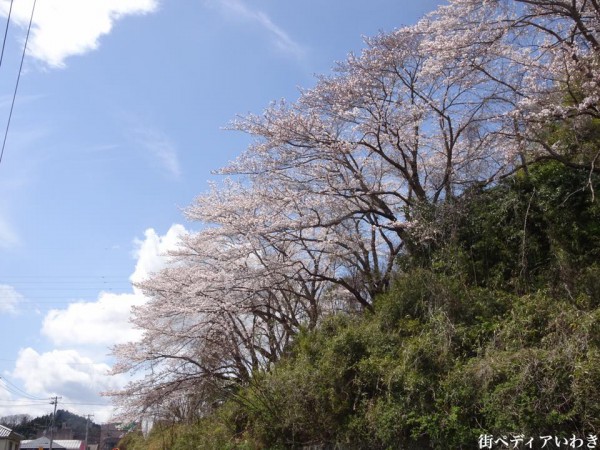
[417,0,600,172]
[107,220,339,420]
[208,25,520,308]
[108,0,600,421]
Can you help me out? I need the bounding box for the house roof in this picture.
[21,437,83,449]
[53,441,83,450]
[0,424,23,440]
[20,437,70,449]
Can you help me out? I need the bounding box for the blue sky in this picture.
[0,0,445,423]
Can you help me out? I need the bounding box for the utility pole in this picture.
[84,414,94,450]
[49,396,61,450]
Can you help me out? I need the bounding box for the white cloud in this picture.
[11,347,120,422]
[41,224,187,348]
[130,224,186,284]
[13,348,115,397]
[132,127,182,179]
[209,0,305,59]
[0,0,159,68]
[41,291,145,347]
[0,284,24,314]
[5,225,187,422]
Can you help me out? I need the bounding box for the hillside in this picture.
[117,162,600,448]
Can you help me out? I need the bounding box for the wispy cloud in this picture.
[0,0,159,68]
[209,0,305,60]
[0,284,24,314]
[132,127,182,179]
[0,217,20,249]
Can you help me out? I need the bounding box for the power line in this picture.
[0,286,131,291]
[61,402,111,406]
[0,402,50,406]
[0,0,37,167]
[0,381,34,399]
[1,275,129,279]
[0,0,15,69]
[0,298,129,302]
[0,376,45,401]
[0,359,108,367]
[0,288,133,298]
[0,400,112,407]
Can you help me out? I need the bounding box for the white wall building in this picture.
[0,425,22,450]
